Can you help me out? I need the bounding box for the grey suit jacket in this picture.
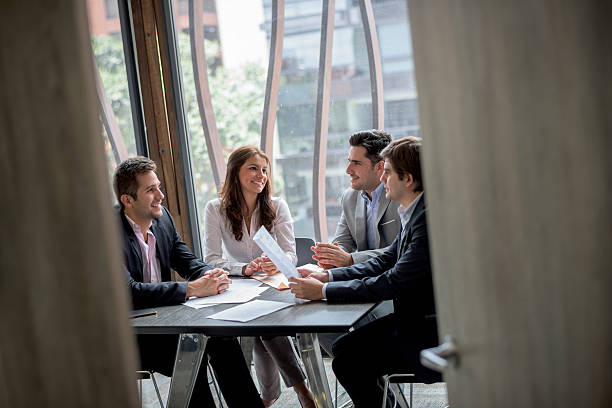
[332,186,401,263]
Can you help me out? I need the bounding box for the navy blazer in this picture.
[120,206,213,309]
[326,196,436,323]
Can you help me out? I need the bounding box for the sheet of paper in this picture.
[229,278,265,290]
[253,226,308,304]
[253,226,299,279]
[299,263,324,274]
[183,286,267,308]
[207,300,293,322]
[251,272,290,290]
[182,302,217,310]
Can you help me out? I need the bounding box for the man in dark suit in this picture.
[114,156,263,408]
[290,137,440,407]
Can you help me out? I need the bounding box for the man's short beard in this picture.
[351,179,365,191]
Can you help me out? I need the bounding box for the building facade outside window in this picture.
[86,0,420,244]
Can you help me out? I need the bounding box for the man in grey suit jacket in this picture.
[311,130,402,358]
[312,130,401,268]
[332,187,401,263]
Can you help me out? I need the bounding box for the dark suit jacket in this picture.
[120,206,213,309]
[326,195,436,323]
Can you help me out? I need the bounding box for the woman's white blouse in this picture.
[204,197,297,276]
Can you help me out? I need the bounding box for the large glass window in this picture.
[97,0,421,243]
[273,0,420,238]
[172,0,269,240]
[273,0,320,237]
[86,0,138,184]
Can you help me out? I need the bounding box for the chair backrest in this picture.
[295,237,315,266]
[135,371,152,380]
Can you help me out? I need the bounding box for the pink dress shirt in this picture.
[124,214,162,283]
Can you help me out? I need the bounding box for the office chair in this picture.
[382,375,450,408]
[136,363,225,408]
[295,237,316,266]
[382,374,414,408]
[207,363,225,408]
[136,370,165,407]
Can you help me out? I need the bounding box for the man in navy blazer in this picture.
[121,203,216,308]
[115,157,263,408]
[290,137,440,407]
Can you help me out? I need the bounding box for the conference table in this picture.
[131,282,376,408]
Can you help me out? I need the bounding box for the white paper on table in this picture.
[183,302,218,310]
[229,278,265,290]
[182,286,267,308]
[252,226,299,279]
[251,272,290,290]
[298,263,324,274]
[207,299,293,322]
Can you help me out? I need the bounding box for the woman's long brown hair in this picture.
[220,146,275,241]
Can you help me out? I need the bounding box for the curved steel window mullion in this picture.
[359,0,384,129]
[260,0,285,158]
[92,54,129,164]
[312,0,336,243]
[188,0,226,190]
[118,0,147,156]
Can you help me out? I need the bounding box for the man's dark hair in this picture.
[113,156,157,210]
[348,129,392,164]
[381,136,423,192]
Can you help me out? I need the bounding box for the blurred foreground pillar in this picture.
[408,1,612,407]
[0,1,139,407]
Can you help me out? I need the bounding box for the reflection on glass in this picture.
[173,0,269,239]
[271,0,420,238]
[90,0,421,243]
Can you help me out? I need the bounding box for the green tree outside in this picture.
[92,33,275,233]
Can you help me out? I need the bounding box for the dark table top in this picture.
[131,283,377,337]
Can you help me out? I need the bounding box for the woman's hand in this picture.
[259,254,280,275]
[242,259,261,276]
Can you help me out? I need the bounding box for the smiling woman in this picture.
[219,146,275,243]
[239,154,269,200]
[202,146,315,407]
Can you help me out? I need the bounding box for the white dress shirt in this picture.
[204,197,297,276]
[398,192,423,231]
